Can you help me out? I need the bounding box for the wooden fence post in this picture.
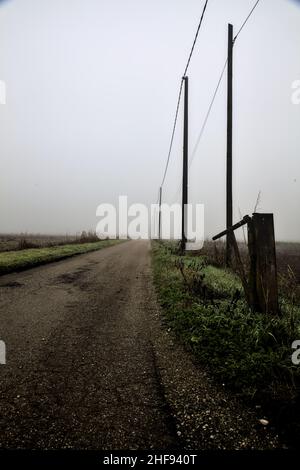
[247,213,279,314]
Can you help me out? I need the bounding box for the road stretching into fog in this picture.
[0,241,278,449]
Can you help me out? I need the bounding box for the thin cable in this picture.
[160,79,184,188]
[183,0,209,77]
[162,0,261,200]
[189,58,228,168]
[159,0,210,189]
[185,0,262,175]
[172,58,228,201]
[233,0,261,42]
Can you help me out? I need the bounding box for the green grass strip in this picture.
[151,240,300,399]
[0,240,122,275]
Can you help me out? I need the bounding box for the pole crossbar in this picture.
[212,215,251,241]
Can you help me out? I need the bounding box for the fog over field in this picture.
[0,0,299,240]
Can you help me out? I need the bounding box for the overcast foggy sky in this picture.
[0,0,299,241]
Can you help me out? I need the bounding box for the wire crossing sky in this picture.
[0,0,299,241]
[160,0,209,189]
[161,0,263,199]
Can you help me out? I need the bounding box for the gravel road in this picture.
[0,240,279,449]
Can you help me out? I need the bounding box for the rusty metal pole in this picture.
[226,24,234,266]
[181,76,189,253]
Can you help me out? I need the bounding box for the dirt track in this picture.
[0,240,278,449]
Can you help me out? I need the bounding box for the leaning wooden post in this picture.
[247,213,279,315]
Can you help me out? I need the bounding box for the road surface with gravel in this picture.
[0,240,278,449]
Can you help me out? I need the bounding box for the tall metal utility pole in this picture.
[158,186,162,240]
[226,24,234,266]
[181,76,189,253]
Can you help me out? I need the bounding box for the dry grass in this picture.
[200,240,300,304]
[0,231,101,253]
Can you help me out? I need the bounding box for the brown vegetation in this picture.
[0,231,100,253]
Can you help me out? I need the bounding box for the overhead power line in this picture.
[172,0,263,200]
[187,0,263,171]
[159,0,209,189]
[159,0,262,201]
[160,79,184,188]
[172,58,228,202]
[183,0,209,78]
[189,58,228,168]
[233,0,261,43]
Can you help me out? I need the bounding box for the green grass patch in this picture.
[0,240,122,275]
[202,265,242,296]
[151,240,300,400]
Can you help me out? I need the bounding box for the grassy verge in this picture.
[151,241,300,410]
[0,240,123,275]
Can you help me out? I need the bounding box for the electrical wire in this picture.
[158,0,210,190]
[172,58,228,201]
[189,58,228,169]
[158,0,262,203]
[186,0,263,173]
[160,79,184,188]
[233,0,261,43]
[183,0,209,77]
